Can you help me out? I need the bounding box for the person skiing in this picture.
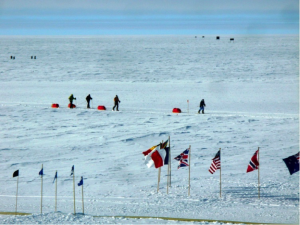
[69,94,76,108]
[112,95,121,111]
[198,99,206,114]
[86,94,93,108]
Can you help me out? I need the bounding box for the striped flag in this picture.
[246,150,259,173]
[209,150,221,174]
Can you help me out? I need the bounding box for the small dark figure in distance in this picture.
[112,95,121,111]
[69,94,76,108]
[86,94,93,108]
[198,99,206,114]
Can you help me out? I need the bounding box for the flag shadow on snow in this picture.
[222,186,299,200]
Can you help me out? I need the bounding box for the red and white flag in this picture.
[246,150,259,173]
[143,145,166,168]
[209,150,221,174]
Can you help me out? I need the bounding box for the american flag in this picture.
[209,150,221,174]
[246,150,259,173]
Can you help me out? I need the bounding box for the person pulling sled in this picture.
[198,99,206,114]
[69,94,76,108]
[112,95,121,111]
[86,94,93,108]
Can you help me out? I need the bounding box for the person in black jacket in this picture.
[69,94,76,108]
[112,95,120,111]
[86,94,93,108]
[198,99,206,114]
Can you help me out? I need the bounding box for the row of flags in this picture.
[13,165,84,186]
[142,140,299,175]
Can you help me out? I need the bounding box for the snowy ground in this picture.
[0,35,298,224]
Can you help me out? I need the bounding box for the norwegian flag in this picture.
[283,152,299,175]
[209,150,221,174]
[174,148,189,169]
[246,150,259,173]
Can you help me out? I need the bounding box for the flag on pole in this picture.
[161,140,168,149]
[246,150,259,173]
[174,149,189,169]
[70,165,74,176]
[39,168,43,176]
[151,147,166,168]
[283,152,299,175]
[143,145,158,168]
[174,149,189,161]
[178,159,189,169]
[53,171,57,183]
[142,145,158,156]
[209,150,221,174]
[13,170,19,177]
[78,177,83,186]
[164,147,170,165]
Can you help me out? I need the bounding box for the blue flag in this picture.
[53,171,57,183]
[70,165,74,176]
[283,152,299,175]
[78,176,83,186]
[39,168,43,176]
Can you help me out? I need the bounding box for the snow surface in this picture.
[0,35,299,224]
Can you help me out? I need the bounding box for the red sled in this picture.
[68,104,76,108]
[172,108,182,113]
[97,105,106,110]
[51,103,59,108]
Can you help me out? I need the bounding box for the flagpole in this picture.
[169,136,171,187]
[73,169,76,215]
[219,148,222,198]
[41,164,43,214]
[167,137,170,194]
[55,171,57,212]
[81,177,84,214]
[188,145,191,196]
[258,147,260,199]
[157,167,161,193]
[15,176,19,214]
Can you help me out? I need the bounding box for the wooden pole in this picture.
[15,176,19,214]
[187,100,189,114]
[81,177,84,214]
[55,171,57,212]
[167,136,170,194]
[258,147,260,199]
[188,145,191,196]
[73,169,76,215]
[219,148,222,198]
[169,136,171,187]
[157,167,161,193]
[40,165,43,214]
